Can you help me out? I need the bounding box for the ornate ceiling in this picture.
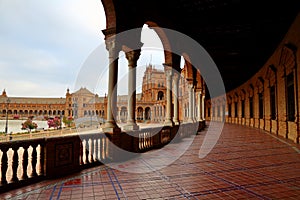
[110,0,300,92]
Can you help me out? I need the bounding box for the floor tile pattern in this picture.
[2,123,300,199]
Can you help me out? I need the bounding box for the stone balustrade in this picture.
[0,121,205,193]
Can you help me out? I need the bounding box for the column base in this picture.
[173,120,180,126]
[102,121,121,133]
[187,119,195,123]
[164,120,174,127]
[123,123,139,131]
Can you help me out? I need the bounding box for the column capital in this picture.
[188,83,195,90]
[125,49,141,67]
[173,72,180,82]
[105,37,120,58]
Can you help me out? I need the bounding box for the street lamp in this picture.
[60,109,63,129]
[5,98,10,134]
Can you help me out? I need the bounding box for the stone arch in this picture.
[181,53,194,83]
[137,107,143,120]
[157,91,164,100]
[100,0,115,29]
[120,106,127,122]
[144,21,173,65]
[145,107,151,120]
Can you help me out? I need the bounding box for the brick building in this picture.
[0,64,205,126]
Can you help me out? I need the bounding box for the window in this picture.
[207,107,211,117]
[287,73,295,121]
[241,100,245,118]
[270,86,276,120]
[217,106,220,117]
[234,102,238,117]
[249,96,254,118]
[228,103,232,117]
[259,92,263,119]
[212,107,215,117]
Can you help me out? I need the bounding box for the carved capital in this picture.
[105,38,119,58]
[172,72,180,83]
[125,49,141,67]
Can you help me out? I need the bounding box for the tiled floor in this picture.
[1,123,300,199]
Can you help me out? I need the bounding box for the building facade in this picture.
[0,64,205,125]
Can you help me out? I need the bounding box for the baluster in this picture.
[105,137,109,160]
[90,138,94,163]
[85,139,89,164]
[95,138,99,162]
[101,136,105,160]
[11,146,19,182]
[39,143,45,176]
[30,144,38,177]
[79,141,83,165]
[22,145,29,180]
[1,147,9,185]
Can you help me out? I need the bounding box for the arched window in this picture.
[157,91,164,100]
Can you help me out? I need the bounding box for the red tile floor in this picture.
[1,123,300,199]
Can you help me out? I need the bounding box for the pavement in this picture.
[1,123,300,199]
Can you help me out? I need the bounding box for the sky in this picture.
[0,0,165,97]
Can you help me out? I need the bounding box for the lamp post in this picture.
[60,109,63,129]
[5,98,10,134]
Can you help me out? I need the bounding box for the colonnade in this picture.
[102,35,205,132]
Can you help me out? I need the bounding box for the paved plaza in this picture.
[2,123,300,199]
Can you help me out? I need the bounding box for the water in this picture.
[0,120,48,134]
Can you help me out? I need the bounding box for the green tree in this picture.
[21,119,38,132]
[63,116,73,127]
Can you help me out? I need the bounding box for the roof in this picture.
[106,0,300,94]
[0,97,66,104]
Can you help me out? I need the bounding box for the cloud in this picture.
[0,0,106,97]
[0,1,166,97]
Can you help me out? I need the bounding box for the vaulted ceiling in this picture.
[109,0,300,93]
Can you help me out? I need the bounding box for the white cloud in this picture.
[0,1,166,98]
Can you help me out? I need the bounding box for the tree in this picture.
[63,116,73,127]
[21,119,38,132]
[47,117,61,129]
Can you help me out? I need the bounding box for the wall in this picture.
[206,13,300,143]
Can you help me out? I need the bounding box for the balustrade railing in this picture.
[0,138,45,187]
[0,121,205,193]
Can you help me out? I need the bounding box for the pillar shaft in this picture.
[164,66,174,126]
[124,50,140,130]
[173,74,180,125]
[188,84,194,122]
[202,95,205,120]
[197,92,202,121]
[104,39,120,132]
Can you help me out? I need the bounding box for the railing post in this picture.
[40,143,45,176]
[22,145,29,180]
[31,144,38,177]
[11,146,19,182]
[90,138,94,163]
[1,147,8,185]
[80,141,84,165]
[85,139,90,164]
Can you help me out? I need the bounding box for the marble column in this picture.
[159,106,162,121]
[173,73,180,125]
[164,65,174,126]
[188,84,195,123]
[202,95,205,120]
[103,38,120,132]
[192,87,196,121]
[197,92,202,121]
[124,50,140,130]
